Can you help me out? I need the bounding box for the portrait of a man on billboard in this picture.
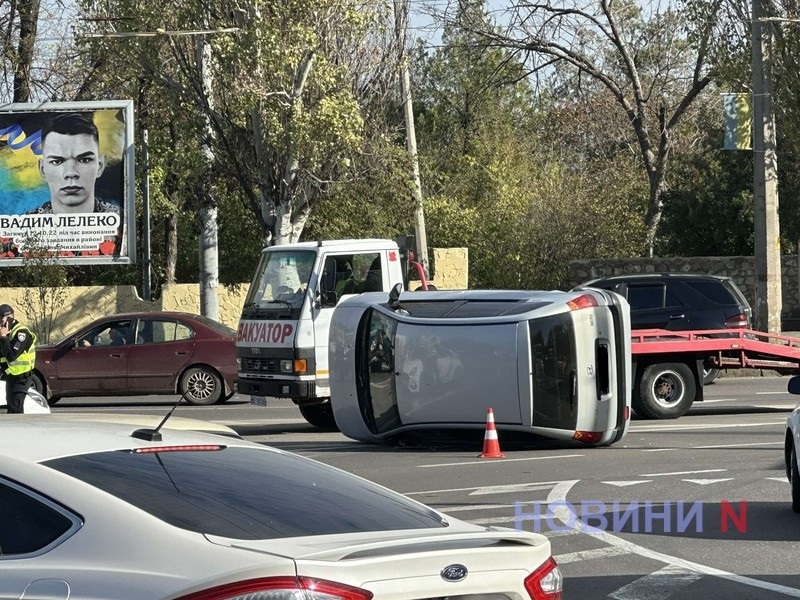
[0,100,135,265]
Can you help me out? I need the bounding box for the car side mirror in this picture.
[788,375,800,395]
[320,290,338,308]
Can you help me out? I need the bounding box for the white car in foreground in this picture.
[0,417,562,599]
[786,376,800,513]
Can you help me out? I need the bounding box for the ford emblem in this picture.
[440,564,468,582]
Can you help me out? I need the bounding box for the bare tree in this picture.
[449,0,726,253]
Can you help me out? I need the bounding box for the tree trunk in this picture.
[14,0,41,102]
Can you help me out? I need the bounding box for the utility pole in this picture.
[394,0,429,278]
[197,31,220,322]
[752,0,782,332]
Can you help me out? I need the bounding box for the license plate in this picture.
[250,395,268,406]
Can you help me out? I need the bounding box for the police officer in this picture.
[0,304,36,414]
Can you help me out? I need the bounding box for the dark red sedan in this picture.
[32,312,237,406]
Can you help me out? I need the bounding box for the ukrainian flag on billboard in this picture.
[723,93,752,150]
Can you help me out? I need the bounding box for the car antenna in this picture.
[131,390,190,442]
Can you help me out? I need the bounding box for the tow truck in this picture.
[236,237,428,429]
[631,328,800,418]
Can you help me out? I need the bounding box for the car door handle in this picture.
[668,314,685,320]
[175,351,189,356]
[109,353,125,358]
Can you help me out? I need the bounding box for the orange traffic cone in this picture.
[478,408,505,458]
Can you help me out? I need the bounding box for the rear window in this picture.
[44,447,446,539]
[684,280,737,305]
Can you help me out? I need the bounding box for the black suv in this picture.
[577,272,752,332]
[576,273,752,385]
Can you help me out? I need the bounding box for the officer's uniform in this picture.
[0,304,36,414]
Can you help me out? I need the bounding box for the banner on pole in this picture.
[723,93,752,150]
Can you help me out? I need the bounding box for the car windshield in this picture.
[244,250,316,309]
[44,446,447,539]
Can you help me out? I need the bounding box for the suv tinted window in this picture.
[684,280,736,304]
[0,479,79,556]
[626,284,665,310]
[45,447,446,539]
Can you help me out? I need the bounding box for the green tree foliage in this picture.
[446,0,729,254]
[412,2,645,289]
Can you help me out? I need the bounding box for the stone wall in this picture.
[4,247,468,342]
[569,255,800,323]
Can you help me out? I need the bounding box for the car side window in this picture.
[0,479,78,556]
[685,281,735,305]
[146,320,195,344]
[81,320,132,347]
[625,284,666,310]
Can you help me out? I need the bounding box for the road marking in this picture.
[682,478,734,485]
[694,441,783,449]
[640,468,726,477]
[417,454,583,468]
[608,564,703,600]
[603,480,653,487]
[438,503,523,512]
[543,481,800,597]
[632,421,785,432]
[470,483,556,495]
[555,546,631,564]
[768,476,788,483]
[404,482,562,496]
[756,391,789,395]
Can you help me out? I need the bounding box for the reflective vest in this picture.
[1,322,36,376]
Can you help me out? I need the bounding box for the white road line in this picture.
[544,481,800,597]
[608,565,703,600]
[555,546,631,564]
[417,454,583,468]
[631,421,785,432]
[404,482,562,496]
[438,503,523,513]
[681,478,734,485]
[470,483,556,495]
[756,391,789,395]
[603,480,653,487]
[639,468,726,477]
[694,441,783,450]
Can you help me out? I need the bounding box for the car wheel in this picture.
[30,371,45,395]
[702,365,719,385]
[180,366,223,405]
[298,402,338,430]
[634,362,696,420]
[792,446,800,514]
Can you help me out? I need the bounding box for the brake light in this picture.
[724,313,749,328]
[567,294,598,311]
[524,557,563,599]
[175,576,374,600]
[572,430,604,444]
[133,445,223,453]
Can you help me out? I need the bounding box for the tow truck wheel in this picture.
[634,362,696,419]
[702,365,719,385]
[299,402,338,430]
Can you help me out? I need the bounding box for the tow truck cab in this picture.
[236,238,413,428]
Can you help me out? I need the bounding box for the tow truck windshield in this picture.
[243,250,316,310]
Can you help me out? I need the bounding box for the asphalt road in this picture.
[52,375,800,599]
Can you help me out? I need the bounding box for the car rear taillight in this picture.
[567,294,598,311]
[174,577,373,600]
[524,557,563,599]
[724,313,750,328]
[572,430,604,445]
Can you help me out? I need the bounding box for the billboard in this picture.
[0,100,136,265]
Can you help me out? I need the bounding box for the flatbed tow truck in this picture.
[631,328,800,419]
